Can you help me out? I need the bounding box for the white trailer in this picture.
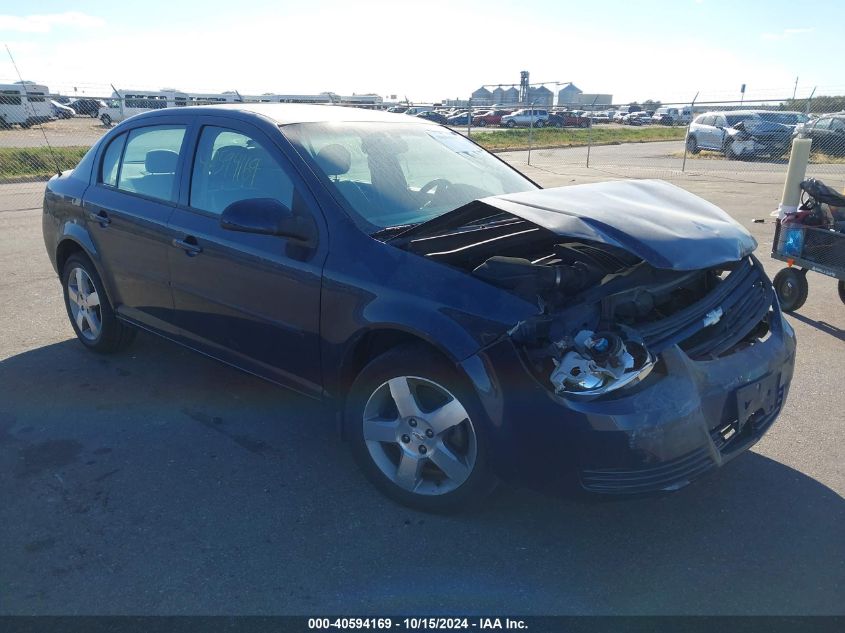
[0,83,54,128]
[99,89,249,125]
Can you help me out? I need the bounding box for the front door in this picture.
[167,119,327,396]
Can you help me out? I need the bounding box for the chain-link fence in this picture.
[3,85,845,211]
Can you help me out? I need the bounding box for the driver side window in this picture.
[190,126,295,215]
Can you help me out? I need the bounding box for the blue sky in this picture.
[0,0,841,103]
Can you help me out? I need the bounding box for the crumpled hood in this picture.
[473,180,757,270]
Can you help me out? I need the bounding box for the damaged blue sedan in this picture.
[42,104,795,512]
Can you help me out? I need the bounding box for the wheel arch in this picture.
[332,326,469,438]
[55,233,116,308]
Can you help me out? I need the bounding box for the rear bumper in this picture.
[460,304,796,496]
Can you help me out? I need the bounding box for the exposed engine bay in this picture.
[391,182,774,399]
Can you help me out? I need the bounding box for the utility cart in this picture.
[771,179,845,312]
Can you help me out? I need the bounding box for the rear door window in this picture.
[117,125,187,202]
[100,133,126,187]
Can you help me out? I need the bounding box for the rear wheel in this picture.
[62,253,136,352]
[506,120,515,128]
[838,280,845,305]
[346,344,497,513]
[535,120,544,128]
[773,267,809,312]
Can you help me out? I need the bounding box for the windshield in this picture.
[282,121,537,231]
[725,113,761,126]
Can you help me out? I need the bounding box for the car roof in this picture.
[130,103,429,126]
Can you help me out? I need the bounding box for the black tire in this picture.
[505,120,515,128]
[100,114,112,127]
[773,267,809,312]
[535,120,544,128]
[838,280,845,305]
[686,134,700,154]
[62,253,136,353]
[477,119,486,127]
[346,343,497,513]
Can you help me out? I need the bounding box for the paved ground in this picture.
[0,116,107,148]
[0,168,843,615]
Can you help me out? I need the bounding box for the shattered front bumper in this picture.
[460,301,796,496]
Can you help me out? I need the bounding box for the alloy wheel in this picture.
[362,376,477,495]
[67,266,102,341]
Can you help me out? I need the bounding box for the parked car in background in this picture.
[799,112,845,156]
[500,108,549,128]
[416,110,448,125]
[687,111,793,159]
[472,109,511,127]
[69,98,106,117]
[651,107,692,125]
[588,112,610,124]
[622,112,650,126]
[547,111,590,128]
[758,110,810,133]
[50,99,75,119]
[446,111,472,126]
[41,103,795,512]
[404,106,434,116]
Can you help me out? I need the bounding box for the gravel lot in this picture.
[0,166,843,615]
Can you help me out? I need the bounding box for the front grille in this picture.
[638,257,773,360]
[581,447,714,494]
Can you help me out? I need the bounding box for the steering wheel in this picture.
[417,178,452,205]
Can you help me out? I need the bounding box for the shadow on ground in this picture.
[1,334,842,615]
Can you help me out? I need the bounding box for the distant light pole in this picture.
[740,83,746,107]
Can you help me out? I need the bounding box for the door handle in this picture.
[172,237,202,256]
[88,210,111,226]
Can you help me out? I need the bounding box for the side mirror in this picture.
[220,198,315,243]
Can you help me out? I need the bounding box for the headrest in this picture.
[316,144,351,176]
[145,149,178,174]
[360,133,408,156]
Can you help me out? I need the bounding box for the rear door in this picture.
[82,118,190,335]
[166,117,327,396]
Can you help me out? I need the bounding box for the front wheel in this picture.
[535,120,544,128]
[838,280,845,305]
[506,120,515,128]
[346,344,497,513]
[100,113,112,126]
[686,134,700,154]
[62,253,136,352]
[773,267,809,312]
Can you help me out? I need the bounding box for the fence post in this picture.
[681,91,699,173]
[466,98,472,137]
[585,95,599,168]
[528,101,535,166]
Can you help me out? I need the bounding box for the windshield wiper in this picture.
[371,223,422,240]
